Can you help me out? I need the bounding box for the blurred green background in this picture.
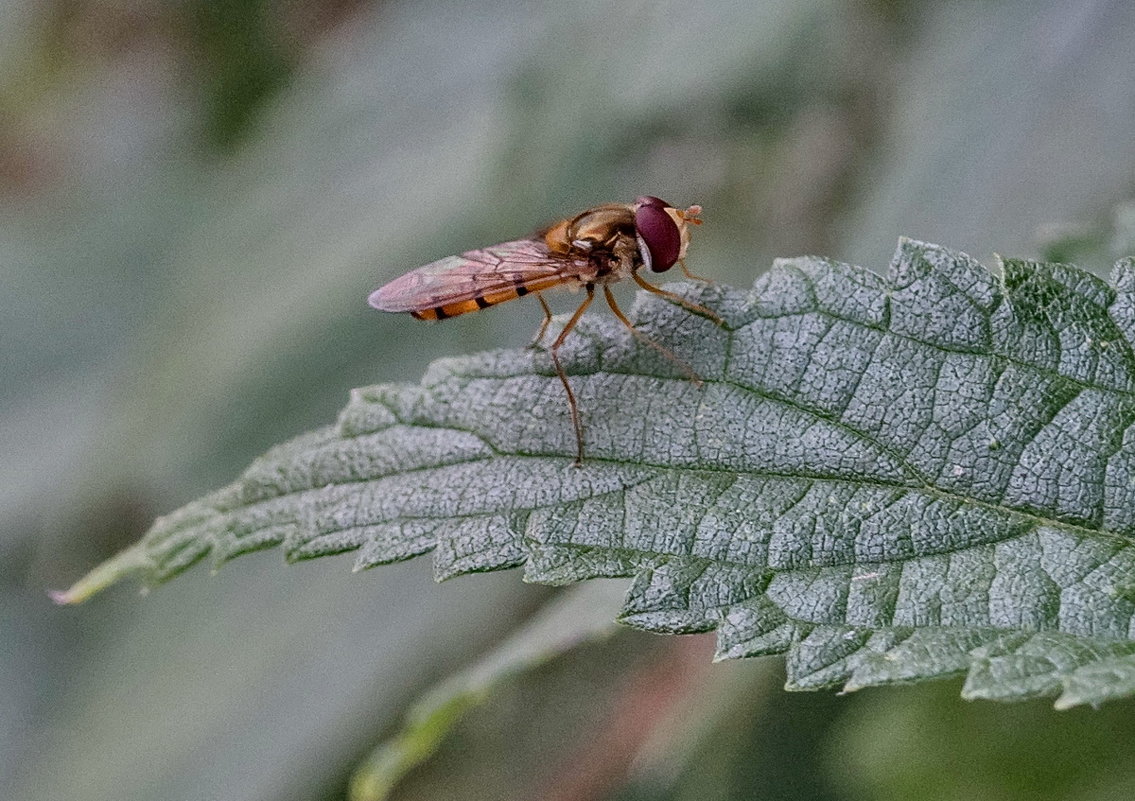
[5,1,1135,799]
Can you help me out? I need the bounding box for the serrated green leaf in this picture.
[58,240,1135,706]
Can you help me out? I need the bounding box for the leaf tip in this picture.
[49,544,154,605]
[46,587,77,606]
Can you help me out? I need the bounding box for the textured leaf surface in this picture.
[60,240,1135,706]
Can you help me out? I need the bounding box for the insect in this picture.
[368,196,722,465]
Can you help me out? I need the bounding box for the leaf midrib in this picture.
[186,436,1135,580]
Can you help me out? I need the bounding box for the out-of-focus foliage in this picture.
[349,580,628,800]
[4,0,1135,799]
[833,680,1135,801]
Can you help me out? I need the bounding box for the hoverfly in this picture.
[368,196,722,465]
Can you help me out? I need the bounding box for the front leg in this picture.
[631,270,724,326]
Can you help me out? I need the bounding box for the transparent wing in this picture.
[368,239,592,312]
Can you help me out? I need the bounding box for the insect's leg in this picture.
[526,294,554,350]
[603,286,702,387]
[550,284,595,466]
[631,270,724,326]
[678,258,715,284]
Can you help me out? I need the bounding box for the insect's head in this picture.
[633,196,702,272]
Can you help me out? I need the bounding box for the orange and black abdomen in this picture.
[409,276,565,320]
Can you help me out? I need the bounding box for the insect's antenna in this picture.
[679,204,703,225]
[602,285,703,387]
[630,270,724,326]
[549,285,595,466]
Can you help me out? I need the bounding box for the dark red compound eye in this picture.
[634,198,681,272]
[635,195,669,210]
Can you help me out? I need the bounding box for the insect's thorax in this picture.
[543,203,640,282]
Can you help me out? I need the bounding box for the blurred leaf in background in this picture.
[4,0,1135,800]
[832,681,1135,801]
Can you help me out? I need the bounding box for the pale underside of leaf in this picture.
[60,240,1135,706]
